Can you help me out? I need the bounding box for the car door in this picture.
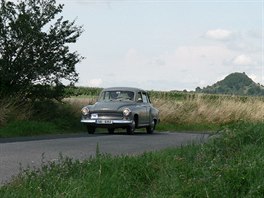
[138,92,151,125]
[142,92,152,124]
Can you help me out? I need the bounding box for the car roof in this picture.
[102,87,147,93]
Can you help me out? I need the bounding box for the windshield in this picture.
[99,91,135,102]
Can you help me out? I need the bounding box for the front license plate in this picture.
[97,120,112,124]
[91,114,98,119]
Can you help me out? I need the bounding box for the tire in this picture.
[108,128,115,134]
[86,125,95,134]
[146,120,155,134]
[126,120,136,135]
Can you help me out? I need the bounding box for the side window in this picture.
[142,92,148,103]
[104,92,109,100]
[137,92,143,102]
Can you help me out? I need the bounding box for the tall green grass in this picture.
[0,99,85,138]
[1,122,264,197]
[0,97,32,126]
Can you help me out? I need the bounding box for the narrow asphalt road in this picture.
[0,132,210,186]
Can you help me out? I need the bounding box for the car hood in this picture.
[89,101,134,112]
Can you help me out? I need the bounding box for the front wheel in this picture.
[87,125,95,134]
[146,120,156,134]
[127,120,136,135]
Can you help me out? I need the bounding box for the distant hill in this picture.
[195,72,264,96]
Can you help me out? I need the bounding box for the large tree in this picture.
[0,0,83,99]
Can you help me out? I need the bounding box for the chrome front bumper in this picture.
[81,119,132,124]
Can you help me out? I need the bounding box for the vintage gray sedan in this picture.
[81,87,159,134]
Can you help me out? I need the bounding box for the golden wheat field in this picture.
[64,94,264,125]
[2,93,263,127]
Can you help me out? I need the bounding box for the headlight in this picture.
[123,108,131,117]
[81,107,90,116]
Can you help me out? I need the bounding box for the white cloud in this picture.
[232,54,254,66]
[116,45,237,90]
[87,78,103,87]
[247,29,262,39]
[163,45,235,70]
[205,29,234,41]
[76,42,262,90]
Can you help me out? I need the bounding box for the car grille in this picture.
[92,111,123,120]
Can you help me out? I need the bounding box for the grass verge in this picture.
[156,122,219,132]
[1,122,264,197]
[0,121,59,138]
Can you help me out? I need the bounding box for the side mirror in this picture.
[137,98,143,103]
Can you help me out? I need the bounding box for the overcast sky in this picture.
[58,0,263,91]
